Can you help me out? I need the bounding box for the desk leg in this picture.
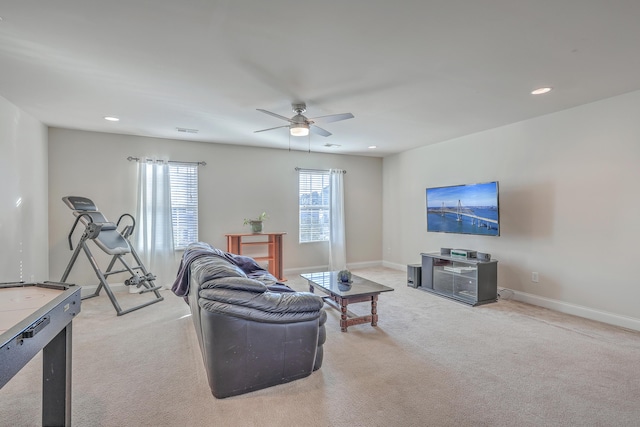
[227,236,240,254]
[42,323,72,427]
[269,234,284,281]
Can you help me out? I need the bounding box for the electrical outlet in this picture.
[531,272,539,283]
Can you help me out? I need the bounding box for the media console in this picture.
[420,252,498,306]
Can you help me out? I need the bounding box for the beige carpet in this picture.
[2,267,640,427]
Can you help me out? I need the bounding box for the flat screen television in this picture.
[426,181,500,236]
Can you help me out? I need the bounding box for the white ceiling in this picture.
[1,1,640,157]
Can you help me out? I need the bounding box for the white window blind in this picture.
[169,162,198,250]
[298,169,330,243]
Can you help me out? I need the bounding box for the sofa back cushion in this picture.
[199,276,323,324]
[191,255,247,285]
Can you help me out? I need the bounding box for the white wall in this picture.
[383,90,640,329]
[0,95,48,283]
[8,85,638,329]
[48,128,383,286]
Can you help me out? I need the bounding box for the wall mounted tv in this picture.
[426,181,500,236]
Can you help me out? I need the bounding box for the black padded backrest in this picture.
[62,196,109,224]
[62,196,97,212]
[62,196,130,255]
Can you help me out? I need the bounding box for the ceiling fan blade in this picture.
[310,125,332,137]
[308,112,354,124]
[256,109,292,122]
[254,125,290,133]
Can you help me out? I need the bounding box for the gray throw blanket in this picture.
[171,242,292,298]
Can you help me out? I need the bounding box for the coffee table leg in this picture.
[371,295,378,326]
[340,299,348,332]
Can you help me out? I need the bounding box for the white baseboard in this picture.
[284,265,329,277]
[375,261,640,332]
[382,261,407,271]
[503,288,640,332]
[284,260,383,278]
[79,282,171,297]
[348,260,383,269]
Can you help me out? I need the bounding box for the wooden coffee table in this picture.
[301,271,394,332]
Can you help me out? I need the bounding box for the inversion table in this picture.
[60,196,164,315]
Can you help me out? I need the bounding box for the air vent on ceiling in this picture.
[324,143,341,148]
[176,127,199,134]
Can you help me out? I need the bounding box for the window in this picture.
[298,169,330,243]
[169,162,198,249]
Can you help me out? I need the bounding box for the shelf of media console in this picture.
[441,266,477,274]
[423,252,495,265]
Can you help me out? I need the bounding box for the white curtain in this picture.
[328,169,346,271]
[135,158,176,289]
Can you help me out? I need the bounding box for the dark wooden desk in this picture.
[0,282,81,427]
[225,232,287,281]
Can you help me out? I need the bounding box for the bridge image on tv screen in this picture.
[426,181,499,236]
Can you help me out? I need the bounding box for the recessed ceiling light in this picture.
[531,87,552,95]
[368,145,377,149]
[104,116,120,122]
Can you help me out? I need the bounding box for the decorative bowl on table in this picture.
[337,269,352,291]
[337,282,352,291]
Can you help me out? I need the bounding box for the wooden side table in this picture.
[225,232,287,281]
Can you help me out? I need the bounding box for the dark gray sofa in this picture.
[172,242,326,398]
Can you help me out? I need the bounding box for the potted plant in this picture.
[243,212,268,233]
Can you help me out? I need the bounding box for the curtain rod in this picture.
[127,156,206,166]
[295,167,346,174]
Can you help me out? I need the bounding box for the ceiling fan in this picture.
[254,103,354,137]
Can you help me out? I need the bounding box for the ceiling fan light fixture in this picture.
[290,123,309,137]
